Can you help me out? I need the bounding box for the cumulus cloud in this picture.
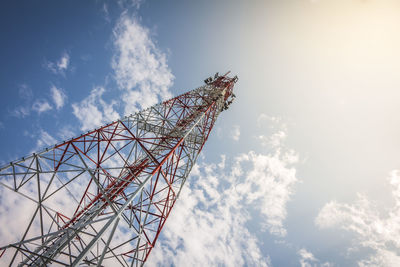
[102,3,111,22]
[50,86,67,110]
[12,85,55,117]
[18,84,33,100]
[37,129,57,147]
[148,135,298,265]
[45,52,70,74]
[0,185,37,260]
[57,125,76,140]
[71,13,174,130]
[33,129,57,152]
[57,53,69,71]
[257,113,287,130]
[257,113,269,127]
[146,117,299,265]
[32,99,52,114]
[218,154,226,169]
[237,150,298,235]
[298,248,333,267]
[11,84,33,118]
[116,0,142,11]
[112,14,174,115]
[255,114,290,150]
[316,170,400,266]
[11,106,30,118]
[231,124,240,141]
[299,248,318,267]
[72,86,119,131]
[258,131,287,148]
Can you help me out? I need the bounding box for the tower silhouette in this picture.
[0,72,237,266]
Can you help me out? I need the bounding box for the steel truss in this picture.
[0,73,237,266]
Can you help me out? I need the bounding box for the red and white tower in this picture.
[0,72,237,266]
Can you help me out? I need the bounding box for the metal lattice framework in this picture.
[0,72,237,266]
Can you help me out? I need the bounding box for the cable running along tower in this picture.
[0,72,237,266]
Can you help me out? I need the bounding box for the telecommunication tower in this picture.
[0,72,237,266]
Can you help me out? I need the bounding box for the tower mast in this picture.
[0,73,237,266]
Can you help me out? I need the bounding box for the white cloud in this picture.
[32,99,52,114]
[218,154,226,169]
[11,106,30,118]
[258,131,287,148]
[71,13,174,132]
[117,0,142,10]
[257,135,269,146]
[257,113,269,127]
[112,14,174,115]
[50,86,67,110]
[316,170,400,266]
[72,86,119,131]
[299,248,318,267]
[148,134,298,265]
[34,129,57,151]
[0,185,38,262]
[256,115,290,150]
[257,113,287,130]
[12,84,56,117]
[298,248,333,267]
[45,52,70,74]
[12,85,57,117]
[102,3,111,22]
[236,150,298,236]
[231,125,240,141]
[57,125,75,140]
[71,13,175,131]
[57,53,69,71]
[18,84,33,100]
[11,84,33,118]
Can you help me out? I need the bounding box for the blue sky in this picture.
[1,0,400,266]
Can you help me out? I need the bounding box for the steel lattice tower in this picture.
[0,72,237,266]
